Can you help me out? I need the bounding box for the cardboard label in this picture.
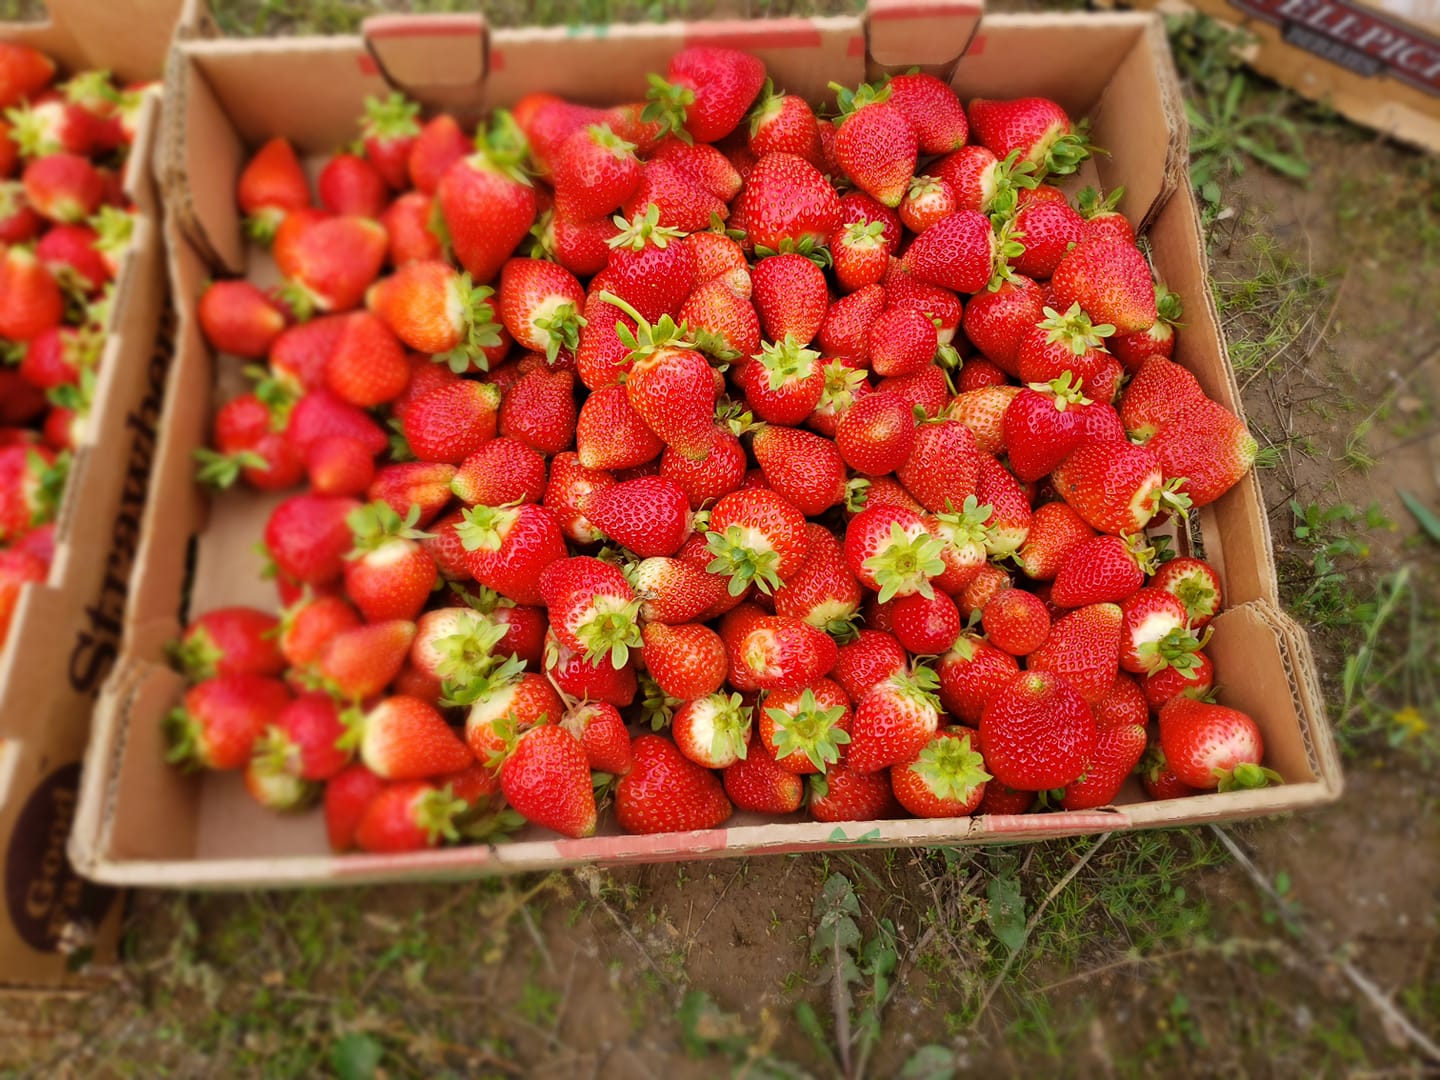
[5,763,116,953]
[67,298,176,697]
[1230,0,1440,92]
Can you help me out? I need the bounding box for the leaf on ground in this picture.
[986,873,1027,953]
[677,990,749,1058]
[330,1033,383,1080]
[899,1044,959,1079]
[1398,489,1440,544]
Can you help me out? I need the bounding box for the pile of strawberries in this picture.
[173,46,1279,854]
[0,43,151,650]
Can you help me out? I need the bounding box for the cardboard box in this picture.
[70,4,1342,890]
[0,0,180,988]
[1109,0,1440,153]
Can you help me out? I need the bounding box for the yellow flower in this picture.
[1393,706,1429,739]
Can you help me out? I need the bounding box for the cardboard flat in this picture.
[70,7,1342,891]
[0,0,183,991]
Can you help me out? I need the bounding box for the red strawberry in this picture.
[734,614,838,691]
[497,257,586,363]
[890,589,962,654]
[649,137,743,201]
[644,45,765,144]
[661,422,747,510]
[724,736,804,814]
[835,391,915,477]
[583,475,692,557]
[1146,398,1258,507]
[463,670,562,758]
[626,556,727,627]
[561,701,632,775]
[1025,602,1122,705]
[833,89,916,208]
[1052,441,1178,535]
[0,246,61,340]
[0,43,54,110]
[275,214,389,316]
[760,680,852,775]
[603,101,667,155]
[1060,721,1147,810]
[897,419,982,513]
[829,219,890,292]
[320,621,416,701]
[358,91,420,189]
[1119,357,1207,442]
[451,437,545,507]
[832,629,907,704]
[263,492,361,586]
[438,125,538,285]
[171,606,284,681]
[37,222,108,294]
[197,280,286,358]
[950,385,1019,457]
[976,455,1032,558]
[838,190,902,252]
[847,665,944,773]
[615,733,732,833]
[164,674,291,771]
[1015,501,1096,581]
[1110,285,1182,372]
[981,588,1051,656]
[1142,649,1214,708]
[1138,744,1203,801]
[600,206,695,323]
[885,72,967,154]
[499,366,577,456]
[251,692,351,784]
[458,502,567,606]
[705,488,809,597]
[751,253,828,346]
[353,780,464,853]
[379,191,444,265]
[642,621,727,701]
[19,153,103,223]
[622,158,724,232]
[517,95,604,175]
[367,259,502,368]
[868,307,937,378]
[361,461,453,528]
[678,278,760,361]
[936,631,1019,724]
[752,425,846,517]
[683,230,750,295]
[1002,374,1096,483]
[1119,587,1206,676]
[404,115,469,196]
[808,764,902,822]
[322,311,409,408]
[1158,698,1279,791]
[1093,673,1149,729]
[737,336,824,426]
[402,381,501,465]
[343,502,436,623]
[891,727,990,817]
[968,96,1090,176]
[1050,533,1154,608]
[671,691,751,769]
[885,271,963,345]
[532,208,619,278]
[552,124,641,220]
[899,174,958,233]
[980,671,1097,790]
[545,631,638,707]
[0,548,43,646]
[324,764,388,851]
[0,180,42,244]
[540,555,642,669]
[903,210,995,294]
[926,496,991,595]
[767,524,859,635]
[277,595,361,674]
[739,151,841,256]
[1151,557,1223,628]
[932,146,1035,218]
[748,82,821,163]
[845,503,946,603]
[237,137,309,241]
[318,153,387,218]
[808,358,872,439]
[544,452,614,545]
[500,724,597,838]
[817,283,885,363]
[616,328,719,461]
[1050,239,1157,335]
[1009,198,1084,280]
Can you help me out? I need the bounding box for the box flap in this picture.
[867,0,984,68]
[361,14,487,115]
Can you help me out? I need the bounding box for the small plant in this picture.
[1187,73,1310,223]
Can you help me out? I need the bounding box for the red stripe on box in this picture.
[870,1,982,19]
[847,34,866,57]
[365,15,484,39]
[357,54,378,76]
[552,828,734,860]
[685,20,823,50]
[489,48,505,72]
[968,33,986,56]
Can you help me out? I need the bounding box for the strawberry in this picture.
[838,191,902,252]
[268,315,347,394]
[1110,285,1182,372]
[1051,533,1155,609]
[897,419,982,513]
[1146,398,1258,507]
[356,462,450,530]
[817,283,885,363]
[899,174,958,233]
[551,124,641,220]
[324,764,388,851]
[164,674,291,771]
[672,691,753,769]
[829,219,890,292]
[401,115,469,197]
[1060,721,1147,810]
[661,422,747,510]
[263,492,360,586]
[401,381,501,465]
[37,222,109,294]
[1052,441,1178,535]
[832,629,908,704]
[583,475,692,557]
[878,365,950,422]
[0,180,41,244]
[724,736,804,814]
[456,500,567,606]
[976,455,1032,558]
[358,91,421,189]
[539,555,642,668]
[760,680,852,775]
[532,208,619,278]
[498,365,576,456]
[1093,673,1149,729]
[409,605,509,688]
[981,588,1050,656]
[545,630,639,707]
[324,311,410,408]
[275,214,389,317]
[847,665,944,774]
[600,206,695,323]
[451,437,546,507]
[380,191,444,266]
[734,614,838,691]
[951,385,1019,457]
[318,153,387,218]
[342,502,436,622]
[0,246,61,340]
[561,700,632,775]
[739,151,841,256]
[748,81,821,163]
[615,734,732,834]
[603,101,667,155]
[18,325,97,390]
[170,606,284,681]
[197,280,286,358]
[1158,698,1280,791]
[980,671,1097,790]
[622,158,724,231]
[809,358,871,438]
[737,335,825,425]
[1015,501,1096,581]
[1119,587,1206,676]
[353,780,465,853]
[517,95,604,175]
[902,210,996,294]
[0,42,54,110]
[1016,302,1120,402]
[1118,357,1206,442]
[608,312,719,461]
[462,671,562,758]
[644,45,765,144]
[438,120,538,285]
[832,87,916,208]
[867,307,937,378]
[237,137,309,241]
[1002,374,1097,483]
[925,495,991,594]
[678,278,760,361]
[650,138,744,201]
[346,695,470,781]
[752,426,845,517]
[808,764,902,822]
[497,257,586,363]
[891,727,990,817]
[886,272,963,345]
[627,556,728,626]
[277,595,361,674]
[885,72,967,154]
[1025,602,1122,705]
[683,230,750,295]
[835,391,915,477]
[544,452,614,545]
[1138,744,1203,801]
[705,488,809,597]
[1141,644,1212,706]
[23,152,103,222]
[845,503,946,603]
[890,589,962,654]
[1049,238,1157,335]
[771,523,862,634]
[367,260,503,368]
[1151,557,1223,628]
[319,620,416,701]
[751,253,828,347]
[499,724,597,838]
[1009,198,1084,280]
[642,621,727,700]
[936,630,1018,724]
[967,96,1090,176]
[933,146,1039,218]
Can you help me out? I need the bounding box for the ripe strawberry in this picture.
[724,736,804,814]
[318,152,387,218]
[18,325,96,390]
[669,691,750,769]
[358,91,420,189]
[498,365,577,456]
[816,283,884,364]
[1119,587,1205,676]
[345,695,472,780]
[1110,285,1182,372]
[598,208,695,322]
[885,271,963,346]
[0,42,54,110]
[1140,642,1212,704]
[641,621,727,701]
[23,151,104,222]
[1009,198,1084,279]
[1017,592,1120,704]
[923,496,989,595]
[890,589,962,655]
[1060,721,1147,810]
[543,452,613,545]
[1093,673,1149,729]
[759,680,852,775]
[643,46,764,145]
[277,595,361,674]
[867,308,938,379]
[438,130,538,285]
[833,89,916,208]
[968,96,1089,175]
[319,620,416,701]
[1146,398,1258,507]
[540,555,642,669]
[844,503,945,603]
[356,462,450,531]
[751,253,828,346]
[1138,744,1203,801]
[380,191,444,266]
[171,606,284,681]
[367,260,503,368]
[267,315,346,394]
[324,764,387,851]
[545,630,638,707]
[1016,302,1121,403]
[1002,374,1094,483]
[0,246,61,340]
[36,222,109,294]
[808,764,902,822]
[462,670,562,759]
[449,438,544,508]
[197,280,286,358]
[899,175,957,233]
[165,674,291,771]
[622,157,724,232]
[950,385,1019,457]
[353,780,464,853]
[752,426,845,517]
[616,331,719,462]
[584,476,692,557]
[980,670,1097,790]
[737,336,824,425]
[981,588,1050,656]
[559,700,632,776]
[809,358,872,439]
[739,151,841,255]
[897,419,982,513]
[826,219,888,292]
[847,665,944,774]
[891,727,989,817]
[885,72,967,154]
[835,391,915,477]
[678,278,760,361]
[1118,357,1206,442]
[499,724,596,838]
[237,137,309,241]
[936,631,1018,724]
[762,525,857,636]
[275,214,389,317]
[517,95,604,174]
[0,180,41,244]
[977,455,1032,558]
[400,115,468,197]
[1015,501,1096,581]
[457,502,568,606]
[832,630,907,704]
[1151,557,1223,628]
[323,311,409,408]
[650,137,744,201]
[660,422,746,511]
[903,210,996,294]
[734,614,838,692]
[497,257,586,363]
[705,488,809,596]
[616,733,732,833]
[1050,238,1157,335]
[531,207,618,278]
[1050,533,1153,608]
[263,492,360,586]
[551,124,641,220]
[748,81,821,162]
[0,548,43,646]
[343,502,436,622]
[1158,698,1279,791]
[401,381,501,465]
[1052,441,1176,535]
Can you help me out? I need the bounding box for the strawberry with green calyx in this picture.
[360,91,420,189]
[252,692,351,784]
[643,46,766,145]
[736,334,825,426]
[603,203,695,323]
[724,736,805,814]
[274,213,389,319]
[1074,184,1132,245]
[1051,533,1156,608]
[740,151,842,257]
[1015,302,1118,401]
[1142,649,1215,711]
[1150,556,1223,628]
[932,146,1038,219]
[1002,372,1095,484]
[734,614,838,692]
[551,124,641,221]
[829,80,917,209]
[582,475,693,558]
[678,277,760,362]
[341,501,436,623]
[772,522,862,635]
[1137,743,1204,801]
[353,780,466,854]
[561,700,633,775]
[456,501,568,606]
[338,695,472,781]
[367,260,503,372]
[169,606,284,682]
[1119,587,1211,677]
[461,671,561,765]
[846,664,944,774]
[967,96,1096,178]
[635,669,684,732]
[496,723,597,839]
[899,174,958,234]
[496,256,587,364]
[438,110,538,286]
[1056,720,1147,810]
[411,606,514,691]
[672,691,753,769]
[165,675,291,772]
[1146,397,1258,508]
[926,494,992,595]
[845,503,946,604]
[807,358,871,440]
[976,455,1032,559]
[1111,284,1183,372]
[936,628,1019,725]
[705,488,809,597]
[237,137,310,243]
[1014,501,1096,582]
[808,764,903,822]
[0,445,65,541]
[760,680,852,775]
[748,78,822,164]
[829,218,889,292]
[891,727,991,817]
[616,733,733,834]
[539,555,642,670]
[1052,440,1186,536]
[1158,697,1280,792]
